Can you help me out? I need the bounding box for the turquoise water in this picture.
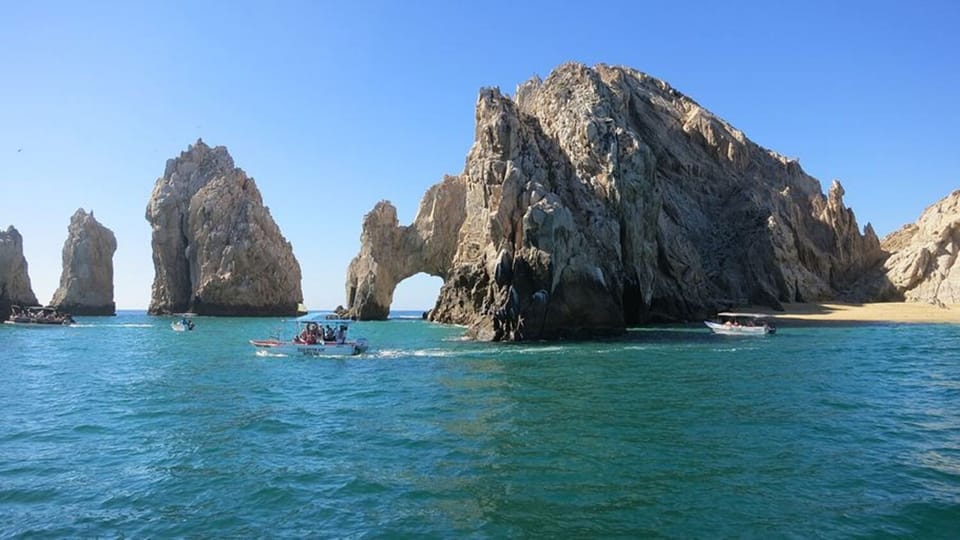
[2,312,959,538]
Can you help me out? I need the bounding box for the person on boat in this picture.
[335,324,346,344]
[299,324,317,344]
[323,325,335,342]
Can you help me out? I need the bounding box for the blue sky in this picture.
[1,0,958,310]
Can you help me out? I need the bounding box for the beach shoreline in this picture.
[741,302,960,326]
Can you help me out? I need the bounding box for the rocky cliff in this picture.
[145,139,303,316]
[49,209,117,315]
[0,226,39,319]
[878,190,960,304]
[345,63,884,340]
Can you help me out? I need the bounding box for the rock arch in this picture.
[345,176,466,320]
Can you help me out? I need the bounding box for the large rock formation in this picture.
[345,63,883,340]
[0,226,39,319]
[49,209,117,315]
[145,139,303,316]
[878,190,960,304]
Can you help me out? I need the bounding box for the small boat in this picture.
[704,312,776,335]
[3,305,75,326]
[250,313,369,357]
[171,318,195,332]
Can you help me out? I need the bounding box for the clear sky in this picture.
[1,0,958,310]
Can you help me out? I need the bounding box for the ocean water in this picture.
[1,311,959,538]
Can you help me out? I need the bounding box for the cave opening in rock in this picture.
[390,273,443,317]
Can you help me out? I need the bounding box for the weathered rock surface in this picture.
[0,226,39,319]
[878,190,960,304]
[49,209,117,315]
[145,139,303,316]
[345,63,884,340]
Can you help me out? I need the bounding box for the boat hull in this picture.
[250,338,369,357]
[3,319,74,327]
[704,321,774,335]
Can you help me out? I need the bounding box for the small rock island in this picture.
[145,139,303,316]
[0,226,39,320]
[50,209,117,315]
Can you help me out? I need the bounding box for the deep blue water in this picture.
[2,311,959,538]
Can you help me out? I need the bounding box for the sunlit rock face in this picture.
[346,63,883,340]
[146,139,303,316]
[50,209,117,315]
[0,225,39,319]
[878,190,960,304]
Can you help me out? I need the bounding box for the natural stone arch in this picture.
[392,272,444,312]
[345,176,466,320]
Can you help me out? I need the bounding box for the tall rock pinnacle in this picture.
[50,209,117,315]
[0,225,39,319]
[145,139,303,316]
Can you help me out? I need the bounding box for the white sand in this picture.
[743,302,960,326]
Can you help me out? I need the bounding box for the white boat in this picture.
[171,318,195,332]
[3,305,75,326]
[250,313,369,357]
[704,312,776,335]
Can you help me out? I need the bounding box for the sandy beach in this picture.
[743,302,960,326]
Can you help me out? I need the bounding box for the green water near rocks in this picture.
[2,312,959,537]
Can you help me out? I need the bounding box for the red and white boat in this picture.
[250,314,369,357]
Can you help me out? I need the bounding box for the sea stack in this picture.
[0,226,39,319]
[345,63,883,340]
[145,139,303,316]
[876,190,960,304]
[49,209,117,315]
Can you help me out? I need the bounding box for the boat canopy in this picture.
[294,313,355,324]
[716,312,774,319]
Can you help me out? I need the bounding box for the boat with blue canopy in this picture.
[250,313,369,356]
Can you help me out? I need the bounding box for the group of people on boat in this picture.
[722,318,774,330]
[5,305,75,325]
[295,322,347,345]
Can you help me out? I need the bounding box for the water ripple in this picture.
[1,316,959,537]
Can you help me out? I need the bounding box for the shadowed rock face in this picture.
[345,63,883,340]
[0,225,39,319]
[50,209,117,315]
[145,139,303,316]
[878,190,960,304]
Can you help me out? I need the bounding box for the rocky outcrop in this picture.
[49,209,117,315]
[0,226,39,319]
[878,190,960,304]
[145,139,303,316]
[345,63,883,340]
